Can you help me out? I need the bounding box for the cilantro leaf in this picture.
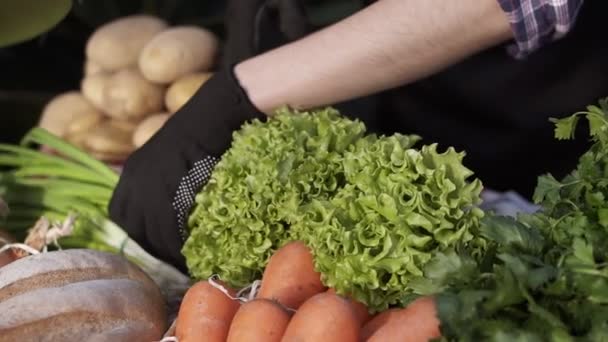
[533,174,563,205]
[585,106,607,138]
[550,115,580,140]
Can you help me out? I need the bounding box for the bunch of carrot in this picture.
[172,241,442,342]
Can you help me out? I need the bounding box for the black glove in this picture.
[109,1,311,272]
[109,68,265,271]
[222,0,311,66]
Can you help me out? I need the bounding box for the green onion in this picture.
[0,127,190,299]
[20,128,119,184]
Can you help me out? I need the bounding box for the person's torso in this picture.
[370,1,608,197]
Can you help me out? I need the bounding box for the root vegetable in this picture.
[65,130,89,150]
[85,121,134,158]
[81,72,111,110]
[86,15,167,71]
[139,26,218,84]
[360,308,401,340]
[38,92,101,137]
[258,241,326,310]
[326,288,371,326]
[66,111,104,136]
[63,111,104,150]
[227,298,291,342]
[108,118,140,133]
[366,296,441,342]
[89,151,130,163]
[281,292,360,342]
[102,69,165,120]
[165,72,212,112]
[175,280,241,342]
[132,113,170,148]
[84,59,105,76]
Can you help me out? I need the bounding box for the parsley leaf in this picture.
[436,97,608,341]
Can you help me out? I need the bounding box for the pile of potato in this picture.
[38,15,217,163]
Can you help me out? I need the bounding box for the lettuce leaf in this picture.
[183,107,484,312]
[182,108,365,287]
[291,135,484,311]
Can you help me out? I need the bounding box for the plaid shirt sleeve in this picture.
[496,0,584,59]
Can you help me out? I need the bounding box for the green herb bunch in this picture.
[433,99,608,341]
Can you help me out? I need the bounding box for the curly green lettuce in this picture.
[182,107,366,287]
[291,135,485,312]
[183,107,484,312]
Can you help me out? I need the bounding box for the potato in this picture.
[85,121,135,157]
[38,92,102,137]
[132,113,170,148]
[84,59,105,76]
[139,26,218,84]
[101,69,165,120]
[86,15,167,71]
[90,150,131,163]
[65,130,90,150]
[65,112,105,150]
[165,72,212,113]
[81,72,111,110]
[109,118,140,133]
[66,111,104,136]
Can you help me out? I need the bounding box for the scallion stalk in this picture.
[0,127,190,300]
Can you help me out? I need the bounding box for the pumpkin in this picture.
[0,249,167,341]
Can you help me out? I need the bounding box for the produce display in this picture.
[38,15,216,164]
[183,107,485,312]
[174,101,607,340]
[2,24,608,338]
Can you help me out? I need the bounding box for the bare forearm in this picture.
[236,0,512,113]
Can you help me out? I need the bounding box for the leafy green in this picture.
[435,214,608,341]
[434,98,608,341]
[183,108,366,287]
[183,107,485,312]
[291,136,484,311]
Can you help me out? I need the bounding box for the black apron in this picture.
[343,1,608,198]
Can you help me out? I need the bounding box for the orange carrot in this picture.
[175,280,241,342]
[258,241,326,309]
[226,298,291,342]
[366,296,441,342]
[281,292,360,342]
[361,308,401,340]
[326,288,372,326]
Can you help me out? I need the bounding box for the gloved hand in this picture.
[109,0,378,272]
[109,68,265,271]
[109,1,309,271]
[222,0,311,66]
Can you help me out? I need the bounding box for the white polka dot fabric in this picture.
[172,155,219,240]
